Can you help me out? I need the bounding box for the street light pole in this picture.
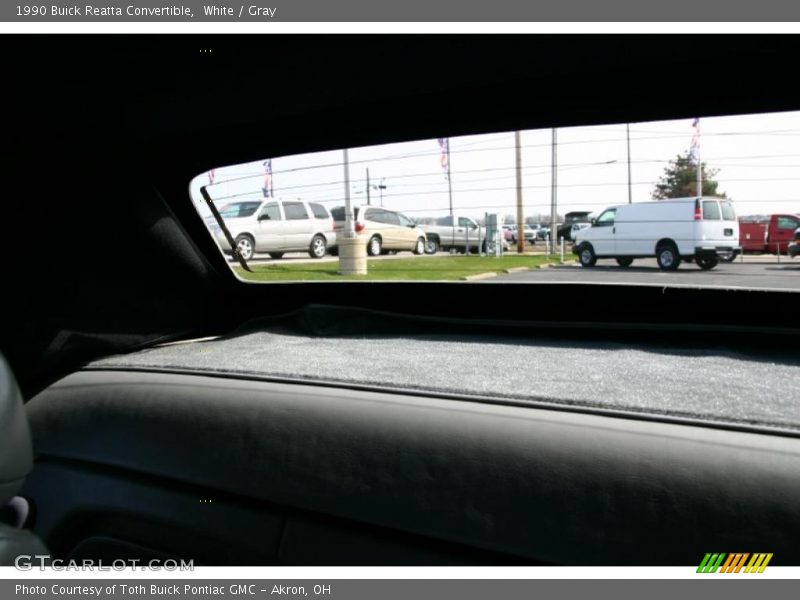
[626,123,632,204]
[378,179,387,207]
[550,128,558,254]
[515,131,524,254]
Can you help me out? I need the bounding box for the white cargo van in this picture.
[572,197,740,270]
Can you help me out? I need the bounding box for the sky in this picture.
[190,110,800,223]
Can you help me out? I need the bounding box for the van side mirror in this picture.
[590,218,596,225]
[259,214,271,221]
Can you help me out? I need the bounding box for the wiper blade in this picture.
[200,185,252,273]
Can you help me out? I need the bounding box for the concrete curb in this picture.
[461,272,499,281]
[539,260,578,268]
[504,266,531,273]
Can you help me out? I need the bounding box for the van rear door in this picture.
[697,199,738,250]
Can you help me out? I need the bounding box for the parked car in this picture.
[788,227,800,258]
[570,222,591,239]
[557,211,593,242]
[330,206,426,256]
[208,199,335,260]
[418,215,509,254]
[738,213,800,255]
[537,226,551,240]
[505,224,537,245]
[573,197,741,270]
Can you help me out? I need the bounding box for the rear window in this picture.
[720,201,736,221]
[191,110,800,292]
[702,200,721,220]
[331,207,360,221]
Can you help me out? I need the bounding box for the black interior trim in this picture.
[25,370,800,565]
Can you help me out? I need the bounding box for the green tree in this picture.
[652,152,726,199]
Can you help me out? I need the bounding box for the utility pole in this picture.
[515,131,524,254]
[626,123,632,204]
[550,128,558,253]
[343,149,353,235]
[366,168,371,206]
[696,144,702,198]
[445,140,454,249]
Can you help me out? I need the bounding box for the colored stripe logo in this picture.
[697,553,773,573]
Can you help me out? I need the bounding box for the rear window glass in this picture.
[191,110,800,291]
[702,201,721,220]
[720,201,736,221]
[331,207,360,221]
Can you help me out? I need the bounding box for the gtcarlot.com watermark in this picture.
[14,555,194,571]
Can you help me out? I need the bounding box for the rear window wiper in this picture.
[200,185,253,272]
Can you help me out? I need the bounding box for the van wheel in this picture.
[413,237,425,255]
[367,235,382,256]
[234,234,255,261]
[578,244,597,267]
[656,243,681,270]
[308,234,327,259]
[425,238,440,254]
[616,257,634,267]
[269,252,284,259]
[696,255,719,270]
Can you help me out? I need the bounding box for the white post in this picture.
[343,149,353,236]
[338,148,367,275]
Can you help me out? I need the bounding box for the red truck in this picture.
[738,214,800,254]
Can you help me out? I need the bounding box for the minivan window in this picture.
[399,213,416,227]
[220,202,262,218]
[383,211,401,226]
[363,208,381,222]
[259,202,281,221]
[367,209,392,224]
[702,200,721,220]
[284,202,308,221]
[309,203,329,219]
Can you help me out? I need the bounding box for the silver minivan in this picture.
[208,199,336,260]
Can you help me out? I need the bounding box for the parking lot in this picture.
[492,255,800,290]
[230,252,800,289]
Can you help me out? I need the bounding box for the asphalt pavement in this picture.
[491,256,800,290]
[230,252,800,290]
